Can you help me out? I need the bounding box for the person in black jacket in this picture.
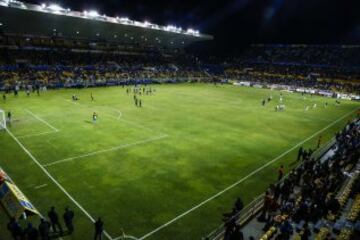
[63,207,75,234]
[25,223,39,240]
[7,218,23,240]
[38,218,50,240]
[48,206,63,234]
[94,217,104,240]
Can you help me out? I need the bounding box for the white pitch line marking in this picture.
[137,108,358,240]
[5,128,113,240]
[34,184,48,189]
[25,109,59,132]
[42,135,169,167]
[113,234,139,240]
[17,130,59,139]
[63,98,160,134]
[98,106,123,120]
[116,110,122,120]
[65,99,78,105]
[46,139,58,149]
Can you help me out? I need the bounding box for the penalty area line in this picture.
[113,235,139,240]
[5,128,113,240]
[42,135,169,167]
[63,98,161,135]
[34,184,48,189]
[25,109,59,132]
[137,108,358,240]
[17,130,59,139]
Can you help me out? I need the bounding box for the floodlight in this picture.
[47,4,64,12]
[1,0,10,5]
[84,10,99,18]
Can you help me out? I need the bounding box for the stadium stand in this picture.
[224,45,360,94]
[1,37,360,95]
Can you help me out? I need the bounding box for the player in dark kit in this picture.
[7,111,12,122]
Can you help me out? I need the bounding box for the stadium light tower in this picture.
[47,4,63,11]
[84,10,100,18]
[0,0,10,6]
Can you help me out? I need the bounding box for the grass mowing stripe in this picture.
[25,109,59,132]
[4,128,113,240]
[42,135,169,167]
[138,107,357,240]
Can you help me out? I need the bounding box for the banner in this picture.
[0,181,39,219]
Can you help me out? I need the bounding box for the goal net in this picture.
[0,109,6,130]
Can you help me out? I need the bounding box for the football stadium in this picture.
[0,1,360,240]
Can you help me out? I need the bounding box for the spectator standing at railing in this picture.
[317,136,322,148]
[235,197,244,212]
[273,183,281,201]
[278,165,285,181]
[230,225,244,240]
[0,170,6,184]
[259,190,273,222]
[297,146,303,161]
[280,180,291,204]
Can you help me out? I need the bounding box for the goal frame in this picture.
[0,109,6,130]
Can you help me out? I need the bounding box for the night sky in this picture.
[27,0,360,55]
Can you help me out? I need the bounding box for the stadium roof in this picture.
[0,0,213,48]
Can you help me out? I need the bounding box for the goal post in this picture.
[0,109,6,130]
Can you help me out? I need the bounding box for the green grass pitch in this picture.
[0,83,359,240]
